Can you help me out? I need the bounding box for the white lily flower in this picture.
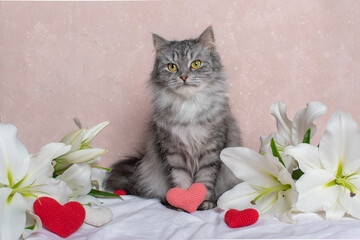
[217,147,297,223]
[0,124,72,240]
[260,133,296,170]
[82,121,110,147]
[56,163,92,196]
[53,121,110,196]
[284,111,360,220]
[260,101,327,170]
[55,121,109,165]
[55,148,107,164]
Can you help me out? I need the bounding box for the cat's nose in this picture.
[180,76,188,82]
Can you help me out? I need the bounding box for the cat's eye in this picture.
[191,60,201,69]
[168,63,178,72]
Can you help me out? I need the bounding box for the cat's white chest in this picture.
[173,100,203,123]
[157,90,211,123]
[171,123,208,148]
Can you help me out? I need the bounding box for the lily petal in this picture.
[68,129,86,153]
[91,167,107,191]
[260,133,295,170]
[319,111,360,175]
[60,128,86,152]
[295,169,340,213]
[260,133,289,155]
[270,101,293,144]
[277,168,297,190]
[22,210,42,239]
[291,102,327,145]
[55,148,108,164]
[324,200,346,220]
[22,143,71,187]
[71,195,102,206]
[0,124,30,186]
[217,182,254,210]
[56,163,92,196]
[259,133,276,155]
[220,147,280,187]
[217,182,277,216]
[82,121,110,147]
[30,178,73,206]
[259,168,296,221]
[284,144,323,173]
[338,176,360,219]
[0,188,27,240]
[273,191,296,223]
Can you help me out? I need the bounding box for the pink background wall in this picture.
[1,0,359,167]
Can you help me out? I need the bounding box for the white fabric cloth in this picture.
[27,195,360,239]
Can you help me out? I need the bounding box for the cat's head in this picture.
[150,27,224,98]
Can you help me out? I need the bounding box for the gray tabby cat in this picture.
[105,27,242,210]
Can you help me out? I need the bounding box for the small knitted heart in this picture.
[33,197,85,238]
[224,208,259,228]
[166,183,207,213]
[114,190,127,196]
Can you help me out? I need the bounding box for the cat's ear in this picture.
[197,26,215,51]
[152,33,170,52]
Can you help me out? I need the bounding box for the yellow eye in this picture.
[168,63,178,72]
[191,60,201,69]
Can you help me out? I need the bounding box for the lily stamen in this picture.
[250,184,291,205]
[335,177,358,195]
[274,141,286,153]
[326,176,359,197]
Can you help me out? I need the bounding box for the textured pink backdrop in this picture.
[1,1,359,167]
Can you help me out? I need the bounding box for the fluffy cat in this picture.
[105,27,242,210]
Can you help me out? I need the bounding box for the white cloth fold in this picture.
[27,195,360,240]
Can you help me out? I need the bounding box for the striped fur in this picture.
[105,27,242,210]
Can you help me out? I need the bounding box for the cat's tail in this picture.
[104,155,142,194]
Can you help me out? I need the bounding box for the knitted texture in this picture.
[166,183,206,213]
[114,190,127,196]
[33,197,85,238]
[224,209,259,228]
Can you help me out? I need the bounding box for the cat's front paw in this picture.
[198,200,216,210]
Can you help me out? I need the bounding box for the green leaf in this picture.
[270,138,286,168]
[291,168,304,180]
[302,128,311,144]
[88,189,123,200]
[89,164,112,172]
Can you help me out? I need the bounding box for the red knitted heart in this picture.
[166,183,207,213]
[114,190,127,196]
[33,197,85,238]
[224,209,259,228]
